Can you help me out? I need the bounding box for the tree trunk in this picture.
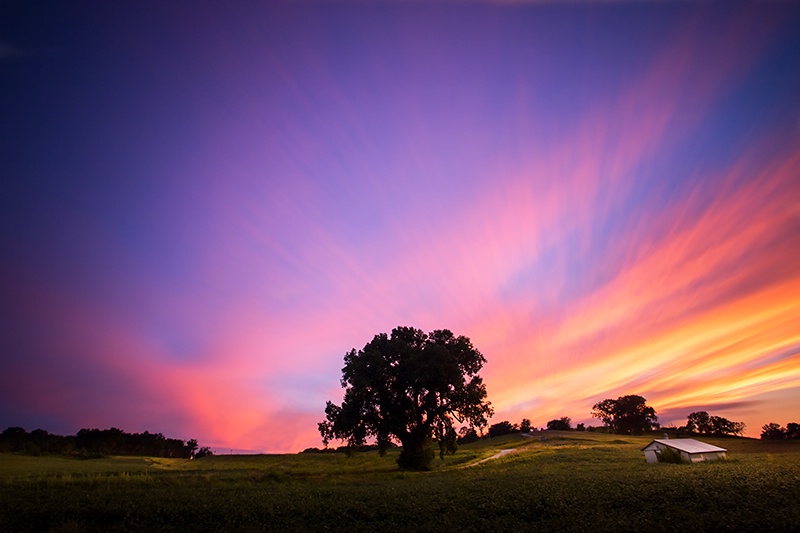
[397,425,434,470]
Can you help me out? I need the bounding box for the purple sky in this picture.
[2,1,800,452]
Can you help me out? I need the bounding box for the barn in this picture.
[642,438,727,463]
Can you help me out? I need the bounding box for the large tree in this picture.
[591,395,658,435]
[319,326,493,470]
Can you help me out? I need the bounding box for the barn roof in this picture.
[641,438,727,454]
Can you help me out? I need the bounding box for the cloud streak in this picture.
[2,2,799,450]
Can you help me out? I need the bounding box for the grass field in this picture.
[2,432,799,532]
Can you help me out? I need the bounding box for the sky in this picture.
[2,1,799,453]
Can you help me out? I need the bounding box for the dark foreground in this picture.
[1,433,799,532]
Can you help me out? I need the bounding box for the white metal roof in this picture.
[642,438,727,454]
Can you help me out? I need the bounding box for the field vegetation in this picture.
[2,432,799,531]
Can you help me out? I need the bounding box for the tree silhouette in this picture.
[194,446,214,458]
[686,411,713,434]
[319,326,493,470]
[0,426,207,458]
[760,422,800,440]
[488,421,517,437]
[591,395,658,435]
[685,411,744,436]
[546,417,572,430]
[761,422,787,440]
[457,427,480,444]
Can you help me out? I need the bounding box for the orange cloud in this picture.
[484,139,800,434]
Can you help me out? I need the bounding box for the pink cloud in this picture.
[481,139,800,434]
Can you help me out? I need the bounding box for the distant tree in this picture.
[585,425,609,433]
[710,416,745,436]
[787,422,800,440]
[686,411,713,434]
[164,437,188,458]
[2,426,207,458]
[546,417,572,431]
[488,421,517,438]
[319,327,493,470]
[576,423,586,431]
[457,427,480,444]
[106,427,126,453]
[185,439,199,458]
[761,423,787,440]
[686,411,744,436]
[0,427,28,452]
[519,418,532,434]
[194,446,214,458]
[591,395,658,435]
[28,429,51,455]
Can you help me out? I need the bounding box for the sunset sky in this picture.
[2,1,799,452]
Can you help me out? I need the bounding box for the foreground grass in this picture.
[1,432,799,532]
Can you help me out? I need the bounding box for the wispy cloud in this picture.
[2,2,799,449]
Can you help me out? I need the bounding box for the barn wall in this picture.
[688,451,726,463]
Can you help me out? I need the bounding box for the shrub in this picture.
[656,446,684,464]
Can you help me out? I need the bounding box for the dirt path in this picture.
[464,448,516,467]
[462,434,540,468]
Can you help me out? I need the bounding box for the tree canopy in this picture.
[318,326,493,470]
[591,395,658,435]
[684,411,745,436]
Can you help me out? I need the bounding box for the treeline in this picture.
[488,400,748,440]
[761,422,800,440]
[487,418,600,437]
[301,442,398,454]
[678,411,745,437]
[473,418,592,439]
[0,427,213,459]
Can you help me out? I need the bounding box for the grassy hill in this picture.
[2,431,798,531]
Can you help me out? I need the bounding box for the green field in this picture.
[2,432,799,532]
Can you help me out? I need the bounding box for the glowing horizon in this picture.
[2,1,799,452]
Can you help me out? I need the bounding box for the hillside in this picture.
[1,432,798,531]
